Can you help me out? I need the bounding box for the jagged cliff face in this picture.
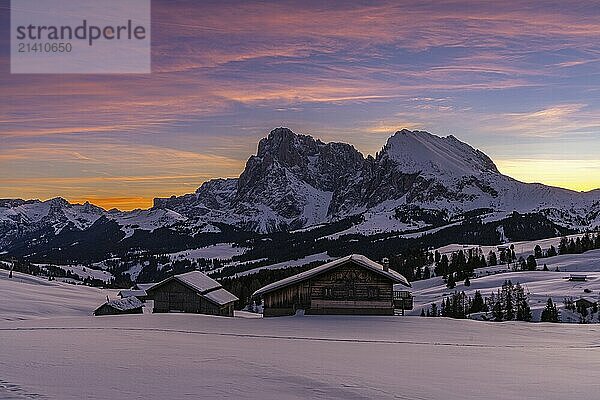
[1,127,600,251]
[153,127,600,233]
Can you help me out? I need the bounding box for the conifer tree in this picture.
[470,290,486,313]
[430,303,438,317]
[492,300,504,322]
[446,273,456,289]
[515,283,532,321]
[526,255,537,271]
[540,298,559,322]
[488,251,497,266]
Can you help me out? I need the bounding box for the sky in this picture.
[1,0,599,210]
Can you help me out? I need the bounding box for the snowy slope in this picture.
[408,248,600,321]
[382,129,498,177]
[434,233,591,259]
[234,252,333,276]
[3,266,600,398]
[107,208,188,238]
[1,311,600,398]
[0,269,116,321]
[168,243,248,261]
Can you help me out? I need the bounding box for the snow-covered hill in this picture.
[1,271,600,399]
[408,247,600,322]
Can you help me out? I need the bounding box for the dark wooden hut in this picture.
[253,254,411,317]
[575,297,596,309]
[94,297,144,316]
[146,271,238,316]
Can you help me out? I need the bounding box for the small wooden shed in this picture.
[569,275,588,282]
[253,254,411,317]
[575,297,596,309]
[146,271,238,317]
[94,297,144,316]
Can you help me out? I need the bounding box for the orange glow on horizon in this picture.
[68,196,155,211]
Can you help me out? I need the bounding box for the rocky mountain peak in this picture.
[380,129,499,176]
[255,127,319,166]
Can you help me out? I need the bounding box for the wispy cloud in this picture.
[1,0,599,206]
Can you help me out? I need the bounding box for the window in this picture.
[367,287,379,299]
[323,287,333,298]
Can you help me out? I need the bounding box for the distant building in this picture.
[569,275,588,282]
[575,298,596,309]
[146,271,238,317]
[253,254,411,317]
[94,297,144,316]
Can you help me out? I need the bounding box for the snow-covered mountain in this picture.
[155,127,600,233]
[1,128,599,255]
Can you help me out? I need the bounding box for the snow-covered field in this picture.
[235,252,333,276]
[0,270,115,321]
[2,269,600,399]
[33,263,115,283]
[435,233,593,259]
[409,249,600,321]
[168,243,248,261]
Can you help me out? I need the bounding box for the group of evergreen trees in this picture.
[488,280,532,322]
[421,292,470,318]
[558,233,600,255]
[423,281,532,322]
[432,249,487,289]
[422,290,489,319]
[540,298,560,322]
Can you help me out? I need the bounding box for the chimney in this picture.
[381,257,389,272]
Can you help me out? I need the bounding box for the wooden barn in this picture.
[94,297,144,316]
[146,271,238,316]
[253,254,411,317]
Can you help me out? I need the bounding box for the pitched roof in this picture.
[203,288,239,306]
[133,283,156,291]
[148,270,221,295]
[118,289,147,298]
[576,297,597,304]
[253,254,411,297]
[96,296,143,312]
[146,270,238,306]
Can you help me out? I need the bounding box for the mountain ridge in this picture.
[1,128,599,254]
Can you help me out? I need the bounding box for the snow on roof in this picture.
[133,283,156,291]
[576,297,597,304]
[148,270,221,294]
[253,254,410,297]
[176,271,221,293]
[203,288,239,306]
[98,296,143,311]
[118,289,147,298]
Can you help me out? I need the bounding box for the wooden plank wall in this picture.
[263,261,395,315]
